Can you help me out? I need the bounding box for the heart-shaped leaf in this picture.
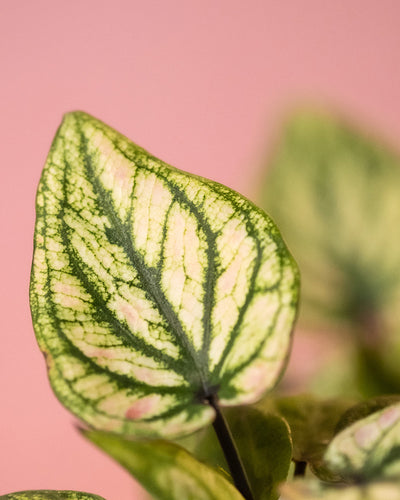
[83,429,244,500]
[0,493,106,500]
[280,480,400,500]
[30,111,299,437]
[324,402,400,481]
[260,109,400,329]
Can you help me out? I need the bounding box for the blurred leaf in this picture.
[335,395,400,433]
[30,111,299,438]
[0,493,106,500]
[260,109,400,331]
[310,340,400,400]
[354,347,400,397]
[83,429,244,500]
[176,406,292,500]
[226,407,292,500]
[280,480,400,500]
[325,402,400,481]
[255,394,356,481]
[174,419,227,471]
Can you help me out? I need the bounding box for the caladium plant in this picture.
[26,111,299,499]
[4,110,400,500]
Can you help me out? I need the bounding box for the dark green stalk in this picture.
[294,460,307,477]
[207,395,254,500]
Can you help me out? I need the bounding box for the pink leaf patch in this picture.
[126,395,160,420]
[379,405,400,429]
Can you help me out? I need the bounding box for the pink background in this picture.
[1,1,400,499]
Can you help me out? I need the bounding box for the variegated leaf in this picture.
[260,109,400,329]
[335,395,400,434]
[324,402,400,481]
[30,112,299,437]
[0,492,106,500]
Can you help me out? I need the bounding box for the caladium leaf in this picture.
[83,429,244,500]
[260,109,400,329]
[335,395,400,434]
[30,111,299,437]
[280,480,400,500]
[324,402,400,481]
[0,492,106,500]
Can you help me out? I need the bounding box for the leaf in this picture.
[176,407,293,500]
[324,402,400,481]
[354,346,400,397]
[260,109,400,329]
[83,429,244,500]
[225,408,292,500]
[172,418,228,473]
[30,111,299,437]
[335,395,400,433]
[280,480,400,500]
[0,492,106,500]
[254,394,355,481]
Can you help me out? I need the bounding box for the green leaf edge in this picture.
[0,492,106,500]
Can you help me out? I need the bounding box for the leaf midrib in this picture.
[87,121,221,363]
[85,119,286,384]
[77,128,211,395]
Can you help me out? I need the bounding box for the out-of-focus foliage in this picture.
[83,429,245,500]
[261,109,400,327]
[335,395,400,433]
[280,480,400,500]
[175,406,293,500]
[259,109,400,397]
[254,394,356,481]
[325,402,400,482]
[281,402,400,499]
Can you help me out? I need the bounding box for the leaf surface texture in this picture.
[30,112,299,437]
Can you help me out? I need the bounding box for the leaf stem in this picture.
[207,395,254,500]
[293,460,307,477]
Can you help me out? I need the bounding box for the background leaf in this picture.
[176,407,292,500]
[324,402,400,481]
[259,109,400,396]
[261,109,400,327]
[335,395,400,433]
[0,492,106,500]
[83,429,244,500]
[30,111,299,438]
[254,394,355,481]
[226,408,292,500]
